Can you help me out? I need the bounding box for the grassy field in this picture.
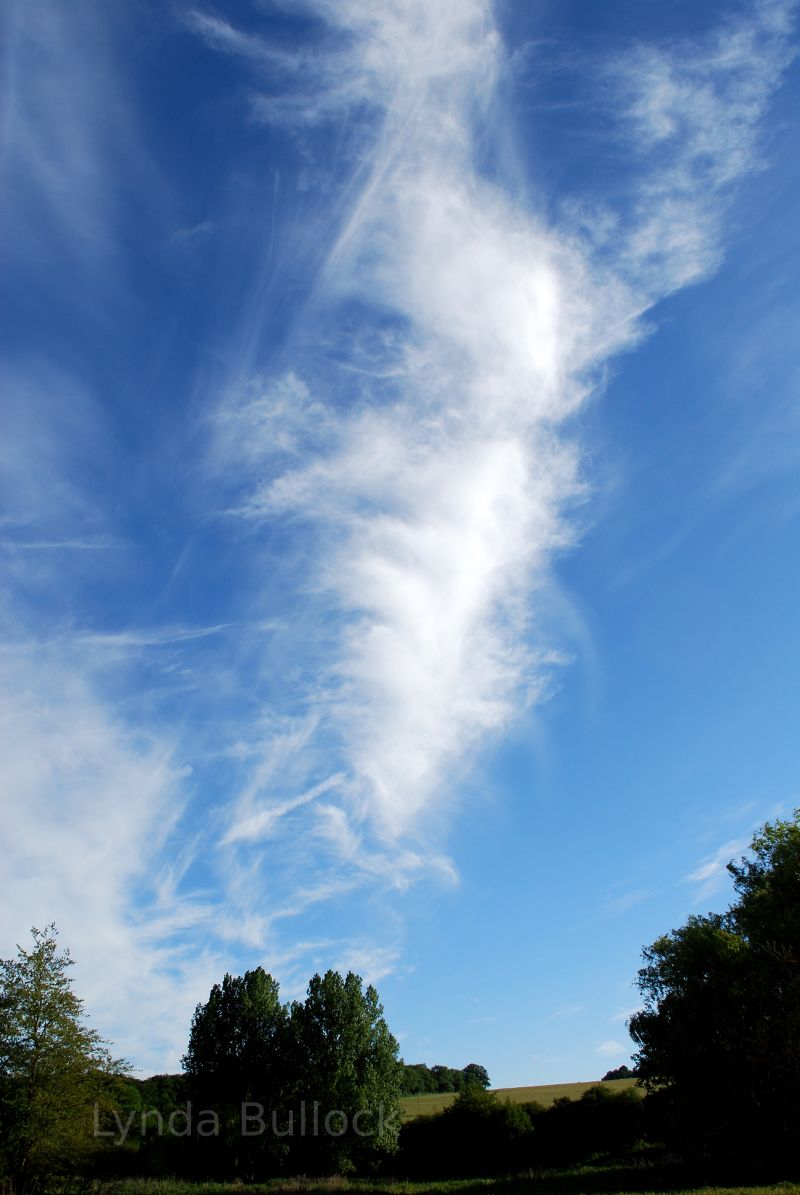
[114,1173,800,1195]
[399,1079,639,1120]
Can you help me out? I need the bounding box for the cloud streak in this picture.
[0,641,221,1073]
[204,0,796,861]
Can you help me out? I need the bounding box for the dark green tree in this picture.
[601,1064,637,1081]
[630,810,800,1175]
[0,925,125,1193]
[399,1062,435,1094]
[288,970,402,1173]
[462,1062,490,1089]
[182,967,288,1177]
[430,1063,462,1092]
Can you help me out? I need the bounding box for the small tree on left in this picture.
[0,924,125,1193]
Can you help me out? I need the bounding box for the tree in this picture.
[287,970,402,1172]
[399,1086,534,1177]
[399,1062,434,1094]
[430,1063,463,1093]
[462,1062,491,1089]
[183,967,286,1102]
[601,1064,637,1081]
[0,925,124,1193]
[182,967,288,1176]
[630,810,800,1176]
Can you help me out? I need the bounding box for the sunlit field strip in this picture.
[399,1079,639,1120]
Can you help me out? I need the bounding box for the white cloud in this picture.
[601,889,655,915]
[686,838,747,901]
[0,1,156,277]
[595,1040,628,1058]
[223,773,346,844]
[546,1003,584,1022]
[203,0,796,860]
[609,1006,644,1026]
[0,644,218,1073]
[611,5,797,295]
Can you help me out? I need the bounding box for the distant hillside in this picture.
[400,1077,639,1119]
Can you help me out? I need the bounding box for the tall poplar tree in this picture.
[288,970,402,1173]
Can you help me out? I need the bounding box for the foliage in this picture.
[182,967,288,1177]
[532,1085,644,1167]
[399,1063,437,1095]
[461,1063,490,1090]
[287,971,402,1173]
[399,1082,645,1177]
[399,1087,533,1177]
[399,1061,490,1096]
[0,924,125,1193]
[176,967,402,1178]
[183,967,287,1105]
[630,809,800,1176]
[601,1066,637,1081]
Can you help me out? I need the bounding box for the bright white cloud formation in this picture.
[211,0,795,853]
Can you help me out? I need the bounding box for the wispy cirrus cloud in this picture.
[595,1039,629,1059]
[584,2,798,295]
[686,837,748,901]
[609,1006,644,1026]
[199,0,795,870]
[0,642,217,1073]
[0,0,153,276]
[546,1003,584,1022]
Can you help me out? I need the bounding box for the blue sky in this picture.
[1,0,799,1085]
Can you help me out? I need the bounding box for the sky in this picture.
[1,0,799,1086]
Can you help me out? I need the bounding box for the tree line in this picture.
[0,949,405,1188]
[400,1061,490,1094]
[2,809,799,1190]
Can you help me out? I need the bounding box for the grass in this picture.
[111,1172,800,1195]
[399,1079,640,1120]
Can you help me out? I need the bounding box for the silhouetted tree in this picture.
[182,967,288,1176]
[601,1064,637,1080]
[630,810,800,1176]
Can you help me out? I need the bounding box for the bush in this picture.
[399,1087,535,1177]
[398,1083,644,1177]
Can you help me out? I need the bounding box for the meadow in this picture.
[400,1080,639,1120]
[110,1172,800,1195]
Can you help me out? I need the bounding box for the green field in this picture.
[115,1174,800,1195]
[400,1078,639,1119]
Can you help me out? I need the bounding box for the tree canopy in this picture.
[288,970,402,1172]
[180,965,402,1176]
[399,1060,491,1094]
[462,1062,491,1089]
[630,810,800,1174]
[183,967,287,1104]
[0,925,124,1193]
[182,966,288,1175]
